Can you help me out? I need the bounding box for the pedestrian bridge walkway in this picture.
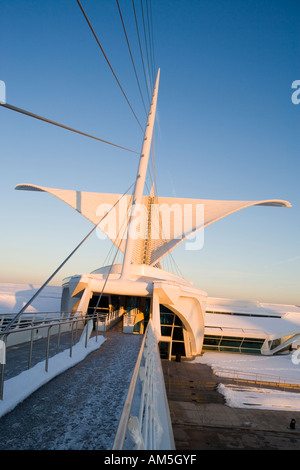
[2,318,300,450]
[0,322,143,449]
[0,317,174,450]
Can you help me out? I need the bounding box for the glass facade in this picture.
[87,294,110,316]
[203,334,264,354]
[159,305,186,359]
[132,297,150,333]
[206,310,281,319]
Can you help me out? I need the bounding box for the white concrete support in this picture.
[74,284,92,316]
[151,290,161,339]
[153,281,207,357]
[121,69,160,280]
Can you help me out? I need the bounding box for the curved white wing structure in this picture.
[15,183,291,265]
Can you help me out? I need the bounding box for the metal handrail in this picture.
[0,311,97,400]
[0,311,83,332]
[112,322,149,450]
[213,367,300,390]
[112,319,175,450]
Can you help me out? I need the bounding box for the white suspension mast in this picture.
[121,68,160,279]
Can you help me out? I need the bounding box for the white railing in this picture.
[0,311,85,348]
[95,308,124,332]
[122,308,138,333]
[113,320,175,450]
[213,367,300,390]
[0,311,92,400]
[0,311,68,329]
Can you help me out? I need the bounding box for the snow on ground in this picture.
[217,383,300,411]
[194,352,300,411]
[0,329,106,418]
[0,283,62,313]
[0,283,107,419]
[2,283,300,414]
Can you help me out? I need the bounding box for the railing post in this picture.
[70,321,75,357]
[0,335,7,400]
[95,312,99,341]
[45,325,52,372]
[57,321,62,353]
[28,328,34,369]
[85,318,89,348]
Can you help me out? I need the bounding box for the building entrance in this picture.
[159,306,186,360]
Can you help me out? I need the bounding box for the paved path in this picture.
[4,328,300,451]
[162,359,300,450]
[0,322,142,450]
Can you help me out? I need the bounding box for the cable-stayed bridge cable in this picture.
[140,0,153,90]
[148,0,156,76]
[76,0,144,133]
[0,103,139,155]
[92,197,132,316]
[132,0,151,103]
[0,181,136,334]
[116,0,148,116]
[145,0,155,85]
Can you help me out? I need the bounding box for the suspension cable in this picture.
[92,199,131,317]
[132,0,151,103]
[145,0,155,86]
[0,103,139,155]
[140,0,153,90]
[116,0,148,116]
[76,0,144,133]
[148,0,156,76]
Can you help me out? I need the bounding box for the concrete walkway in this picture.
[3,326,300,451]
[0,322,142,450]
[162,359,300,450]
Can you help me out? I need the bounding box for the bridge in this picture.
[0,57,296,453]
[2,310,300,451]
[0,311,174,450]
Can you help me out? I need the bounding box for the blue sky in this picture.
[1,0,299,304]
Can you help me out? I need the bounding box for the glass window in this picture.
[240,347,262,354]
[241,338,264,351]
[171,341,185,357]
[174,315,183,327]
[220,346,242,353]
[111,295,120,311]
[173,327,184,341]
[220,337,243,348]
[203,334,264,354]
[88,294,109,314]
[160,313,174,325]
[127,296,139,311]
[161,326,172,337]
[159,342,170,359]
[203,335,221,346]
[160,305,174,314]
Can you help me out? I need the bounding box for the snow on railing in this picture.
[0,312,93,400]
[112,320,175,450]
